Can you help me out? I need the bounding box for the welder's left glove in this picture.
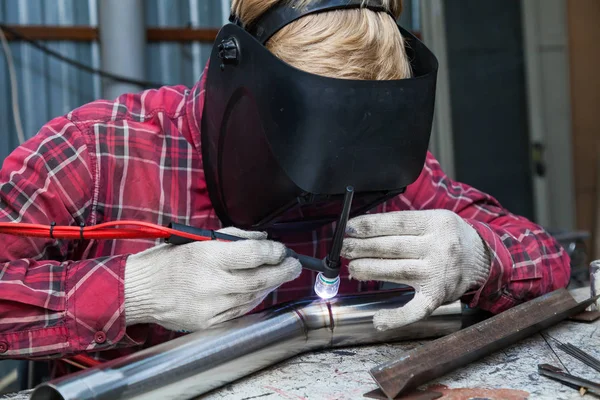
[341,209,491,331]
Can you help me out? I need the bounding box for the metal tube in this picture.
[31,289,463,400]
[591,260,600,311]
[98,0,146,99]
[538,364,600,396]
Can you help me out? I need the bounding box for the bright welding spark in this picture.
[314,272,340,299]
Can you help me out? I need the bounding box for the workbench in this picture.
[200,287,600,400]
[3,288,599,400]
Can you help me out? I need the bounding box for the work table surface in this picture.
[199,287,600,400]
[3,288,599,400]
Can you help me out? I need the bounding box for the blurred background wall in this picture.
[566,0,600,259]
[0,0,228,155]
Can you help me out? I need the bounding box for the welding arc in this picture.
[557,343,600,373]
[0,221,214,242]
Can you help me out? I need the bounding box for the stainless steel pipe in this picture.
[32,289,464,400]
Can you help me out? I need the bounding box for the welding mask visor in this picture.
[201,0,438,233]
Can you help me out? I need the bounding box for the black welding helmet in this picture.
[201,0,438,233]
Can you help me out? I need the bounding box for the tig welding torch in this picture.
[0,188,354,299]
[166,186,355,299]
[0,187,352,372]
[166,222,327,273]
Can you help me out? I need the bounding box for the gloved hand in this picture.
[124,227,301,332]
[341,210,491,331]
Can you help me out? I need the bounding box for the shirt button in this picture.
[94,331,107,344]
[0,341,8,353]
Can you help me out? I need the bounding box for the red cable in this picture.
[70,354,102,368]
[0,220,218,370]
[0,220,214,242]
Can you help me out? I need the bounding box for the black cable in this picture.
[541,332,571,374]
[0,24,166,88]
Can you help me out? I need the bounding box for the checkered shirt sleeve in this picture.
[393,152,571,313]
[0,117,141,359]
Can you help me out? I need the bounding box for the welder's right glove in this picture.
[123,227,302,332]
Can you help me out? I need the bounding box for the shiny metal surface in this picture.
[591,260,600,311]
[31,289,463,400]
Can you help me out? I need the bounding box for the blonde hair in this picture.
[230,0,412,80]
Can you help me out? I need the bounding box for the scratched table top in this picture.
[3,288,599,400]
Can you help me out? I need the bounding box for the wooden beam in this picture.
[2,25,98,41]
[146,27,219,42]
[1,25,219,43]
[2,24,420,44]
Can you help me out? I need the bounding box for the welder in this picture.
[0,0,569,375]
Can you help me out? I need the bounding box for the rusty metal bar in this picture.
[370,289,598,399]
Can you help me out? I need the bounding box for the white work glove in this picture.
[341,209,491,331]
[124,227,301,332]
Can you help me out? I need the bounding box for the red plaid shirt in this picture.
[0,69,569,363]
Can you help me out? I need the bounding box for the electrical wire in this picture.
[0,220,222,371]
[0,24,26,145]
[0,24,165,88]
[0,220,217,242]
[541,332,571,374]
[70,354,102,368]
[0,220,219,369]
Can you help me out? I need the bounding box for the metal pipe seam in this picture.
[31,288,464,400]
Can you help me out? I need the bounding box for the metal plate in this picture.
[568,310,600,322]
